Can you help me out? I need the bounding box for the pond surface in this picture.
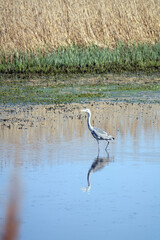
[0,103,160,240]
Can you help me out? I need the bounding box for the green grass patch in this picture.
[0,42,160,75]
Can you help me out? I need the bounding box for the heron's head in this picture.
[81,108,91,115]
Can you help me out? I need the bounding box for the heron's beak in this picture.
[81,109,86,112]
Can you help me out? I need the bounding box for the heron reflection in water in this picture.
[82,152,114,192]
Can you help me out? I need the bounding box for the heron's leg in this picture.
[97,140,100,153]
[105,141,109,151]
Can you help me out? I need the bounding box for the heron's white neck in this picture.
[87,112,93,131]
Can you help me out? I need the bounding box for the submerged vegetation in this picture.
[0,43,160,74]
[1,74,160,104]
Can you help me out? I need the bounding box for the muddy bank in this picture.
[0,102,160,131]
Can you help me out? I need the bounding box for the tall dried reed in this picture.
[0,0,160,52]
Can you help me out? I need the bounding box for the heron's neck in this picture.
[87,113,93,131]
[87,170,91,188]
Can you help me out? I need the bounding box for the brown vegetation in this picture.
[1,200,19,240]
[0,0,160,52]
[0,175,20,240]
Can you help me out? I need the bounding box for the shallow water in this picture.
[0,103,160,240]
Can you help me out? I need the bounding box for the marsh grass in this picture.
[0,43,160,74]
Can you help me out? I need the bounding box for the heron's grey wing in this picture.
[94,127,107,135]
[93,127,108,138]
[93,127,114,140]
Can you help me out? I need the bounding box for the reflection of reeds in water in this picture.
[0,103,160,166]
[1,102,160,139]
[1,175,20,240]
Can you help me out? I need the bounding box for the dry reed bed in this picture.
[0,0,160,52]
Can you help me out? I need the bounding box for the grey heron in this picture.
[81,108,115,152]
